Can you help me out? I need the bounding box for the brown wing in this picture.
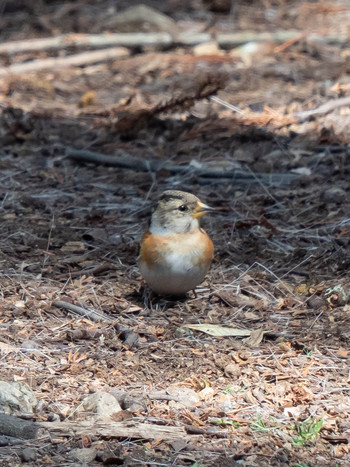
[139,231,167,266]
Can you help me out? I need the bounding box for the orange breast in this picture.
[139,230,213,269]
[138,229,214,295]
[139,231,170,267]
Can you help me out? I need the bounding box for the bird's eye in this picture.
[178,205,187,212]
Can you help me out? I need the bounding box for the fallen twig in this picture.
[185,425,229,438]
[53,300,115,322]
[217,31,347,48]
[210,96,244,114]
[40,419,190,441]
[0,31,346,56]
[62,262,114,278]
[273,33,306,54]
[294,96,350,120]
[0,47,129,77]
[67,147,300,186]
[0,33,172,55]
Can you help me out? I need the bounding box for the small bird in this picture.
[138,190,215,296]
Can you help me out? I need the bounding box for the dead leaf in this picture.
[294,386,314,404]
[336,348,348,359]
[244,311,260,320]
[111,409,133,422]
[243,389,258,405]
[283,406,304,419]
[243,328,266,347]
[182,324,251,337]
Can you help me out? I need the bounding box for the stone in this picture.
[68,448,96,463]
[166,385,200,410]
[21,447,37,462]
[322,187,347,204]
[307,295,326,310]
[234,147,255,163]
[106,5,179,35]
[0,381,37,414]
[193,41,220,56]
[224,363,240,378]
[74,391,122,421]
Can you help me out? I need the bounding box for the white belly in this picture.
[139,228,213,296]
[139,254,208,295]
[139,236,211,295]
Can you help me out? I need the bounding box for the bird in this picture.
[138,190,215,296]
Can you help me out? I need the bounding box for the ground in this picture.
[0,0,349,466]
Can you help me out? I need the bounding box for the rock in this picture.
[234,147,255,163]
[307,295,326,310]
[198,386,214,402]
[21,340,40,351]
[322,187,347,204]
[263,149,285,160]
[68,448,96,463]
[215,393,235,412]
[193,41,220,56]
[109,388,146,413]
[21,447,37,462]
[230,41,275,66]
[74,391,122,421]
[122,393,145,413]
[291,167,312,176]
[170,439,188,452]
[224,363,240,377]
[106,5,179,36]
[47,412,60,422]
[96,447,125,464]
[166,385,200,409]
[0,381,37,414]
[174,326,193,338]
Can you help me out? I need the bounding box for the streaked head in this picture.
[149,190,215,235]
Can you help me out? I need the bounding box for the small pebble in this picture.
[68,448,96,463]
[307,295,326,310]
[322,187,346,204]
[21,447,37,462]
[224,363,240,377]
[174,327,193,338]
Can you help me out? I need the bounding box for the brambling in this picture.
[138,190,215,296]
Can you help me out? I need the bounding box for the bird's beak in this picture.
[193,201,216,218]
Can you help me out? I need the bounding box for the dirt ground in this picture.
[0,0,349,466]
